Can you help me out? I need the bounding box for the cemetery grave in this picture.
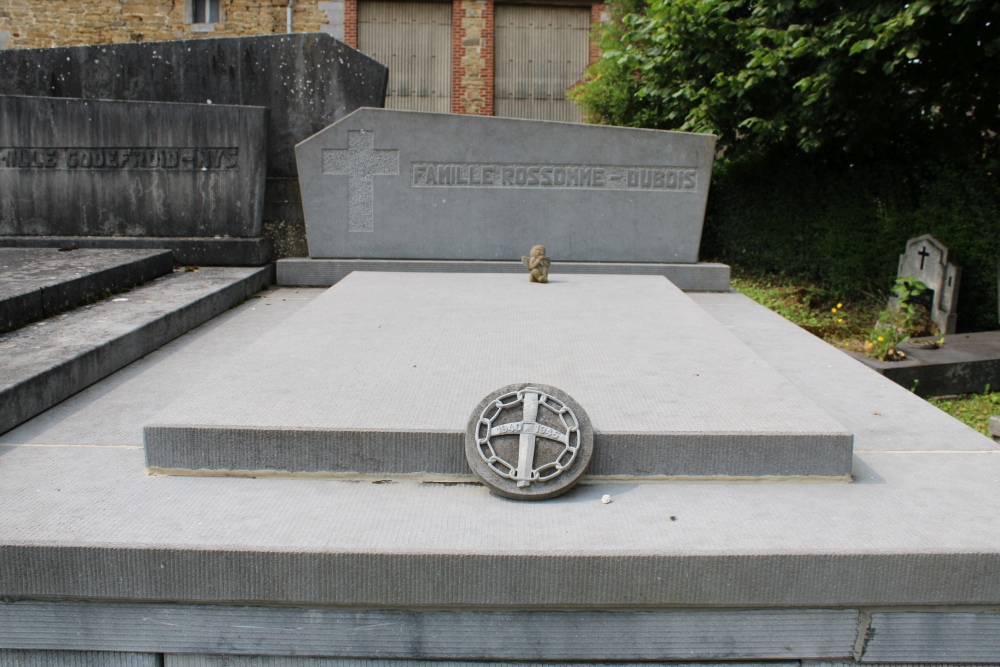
[0,33,389,264]
[844,234,1000,397]
[1,31,1000,667]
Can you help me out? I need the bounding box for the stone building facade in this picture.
[0,0,605,120]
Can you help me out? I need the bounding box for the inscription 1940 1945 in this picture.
[0,147,240,171]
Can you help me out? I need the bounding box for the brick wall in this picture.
[0,0,604,120]
[342,0,357,47]
[451,0,493,116]
[0,0,331,50]
[589,2,607,65]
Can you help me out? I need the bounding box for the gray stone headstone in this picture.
[0,34,387,178]
[893,234,961,334]
[295,109,716,262]
[0,95,266,238]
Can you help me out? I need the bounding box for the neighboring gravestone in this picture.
[0,34,387,179]
[295,109,716,263]
[893,234,961,334]
[0,95,266,240]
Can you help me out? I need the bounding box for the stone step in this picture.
[0,248,174,333]
[0,265,273,435]
[277,258,731,292]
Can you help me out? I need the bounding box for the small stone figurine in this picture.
[522,245,551,283]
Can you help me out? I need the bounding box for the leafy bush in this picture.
[573,0,1000,161]
[702,151,1000,332]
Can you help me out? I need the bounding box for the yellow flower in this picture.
[837,303,843,308]
[877,336,884,342]
[843,342,849,347]
[831,307,837,313]
[837,318,843,323]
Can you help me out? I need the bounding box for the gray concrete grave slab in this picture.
[892,234,961,334]
[1,289,1000,611]
[276,258,731,291]
[144,272,852,478]
[0,266,272,435]
[0,34,387,179]
[0,248,173,333]
[991,415,1000,442]
[295,109,715,262]
[0,95,266,239]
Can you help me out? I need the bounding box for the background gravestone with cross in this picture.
[892,233,961,334]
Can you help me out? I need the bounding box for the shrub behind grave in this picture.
[701,150,1000,333]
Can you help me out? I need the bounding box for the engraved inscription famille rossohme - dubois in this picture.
[412,162,698,192]
[320,128,701,234]
[0,147,240,170]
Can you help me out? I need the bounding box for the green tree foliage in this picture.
[572,0,1000,159]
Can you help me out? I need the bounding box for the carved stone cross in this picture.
[490,390,569,488]
[322,130,399,232]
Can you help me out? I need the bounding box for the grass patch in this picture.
[731,266,1000,434]
[928,390,1000,437]
[730,267,881,345]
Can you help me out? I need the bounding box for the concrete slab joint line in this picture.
[853,610,874,662]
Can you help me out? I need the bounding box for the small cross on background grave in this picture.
[918,246,931,270]
[322,130,399,233]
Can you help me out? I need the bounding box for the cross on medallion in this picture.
[322,130,399,233]
[490,390,569,488]
[918,246,931,270]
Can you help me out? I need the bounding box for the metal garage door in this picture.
[494,4,590,122]
[358,1,452,112]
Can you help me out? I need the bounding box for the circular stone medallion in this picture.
[465,382,594,500]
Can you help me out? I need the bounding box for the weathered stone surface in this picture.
[0,266,273,436]
[0,235,273,267]
[0,248,174,333]
[144,273,852,478]
[0,649,159,666]
[295,109,715,262]
[990,415,1000,442]
[0,34,387,178]
[0,95,267,238]
[893,234,961,334]
[0,601,860,660]
[862,612,1000,663]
